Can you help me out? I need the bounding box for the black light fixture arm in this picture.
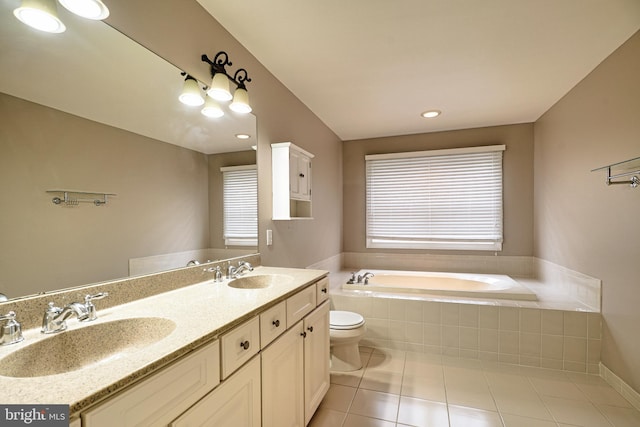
[201,51,251,89]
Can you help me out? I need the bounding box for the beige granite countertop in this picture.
[0,266,327,416]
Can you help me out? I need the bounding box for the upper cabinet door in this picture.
[272,142,314,220]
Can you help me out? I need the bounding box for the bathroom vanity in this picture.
[0,264,329,426]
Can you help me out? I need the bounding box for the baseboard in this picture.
[600,362,640,411]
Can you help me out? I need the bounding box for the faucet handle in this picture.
[0,311,24,346]
[83,292,109,321]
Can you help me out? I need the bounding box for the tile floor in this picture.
[309,347,640,427]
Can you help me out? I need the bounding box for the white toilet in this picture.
[329,310,366,372]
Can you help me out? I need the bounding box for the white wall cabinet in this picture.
[272,142,314,220]
[262,300,330,427]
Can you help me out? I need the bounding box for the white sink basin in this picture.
[0,317,176,378]
[227,274,293,289]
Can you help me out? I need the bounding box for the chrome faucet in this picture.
[83,292,109,321]
[42,302,90,334]
[204,266,223,282]
[186,259,200,266]
[357,272,375,284]
[0,311,24,345]
[227,261,254,279]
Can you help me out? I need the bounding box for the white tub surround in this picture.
[534,258,601,311]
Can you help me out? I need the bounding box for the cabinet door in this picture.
[261,322,304,427]
[303,301,330,425]
[170,356,261,427]
[289,150,302,198]
[297,155,311,200]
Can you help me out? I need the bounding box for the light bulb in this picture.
[58,0,109,20]
[179,76,204,106]
[229,88,252,114]
[207,73,232,101]
[13,0,66,33]
[201,96,224,118]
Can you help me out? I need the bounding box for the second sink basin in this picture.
[0,317,176,378]
[228,274,293,289]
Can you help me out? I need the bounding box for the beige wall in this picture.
[343,124,534,256]
[106,0,344,269]
[0,93,209,298]
[534,31,640,389]
[208,150,257,249]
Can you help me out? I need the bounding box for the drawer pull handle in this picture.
[321,288,327,294]
[307,326,314,333]
[300,331,307,338]
[240,340,251,350]
[272,319,280,327]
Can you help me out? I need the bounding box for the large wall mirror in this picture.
[0,2,258,301]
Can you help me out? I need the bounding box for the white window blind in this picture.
[366,145,505,251]
[222,165,258,246]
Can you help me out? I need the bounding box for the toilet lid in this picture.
[330,311,365,329]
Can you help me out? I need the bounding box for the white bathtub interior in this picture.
[344,269,538,301]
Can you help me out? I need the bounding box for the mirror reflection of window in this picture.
[221,165,258,246]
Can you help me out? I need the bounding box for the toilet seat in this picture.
[330,311,365,330]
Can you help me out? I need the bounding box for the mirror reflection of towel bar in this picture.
[47,190,115,206]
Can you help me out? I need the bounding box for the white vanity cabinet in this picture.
[82,340,220,427]
[262,300,330,427]
[272,142,314,220]
[80,274,329,427]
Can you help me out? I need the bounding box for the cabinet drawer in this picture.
[316,276,329,304]
[260,301,287,349]
[287,285,316,326]
[82,340,220,427]
[221,316,260,379]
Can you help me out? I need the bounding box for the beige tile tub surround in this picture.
[0,258,327,417]
[332,293,602,375]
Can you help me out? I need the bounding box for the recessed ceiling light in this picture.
[421,110,441,118]
[235,134,251,140]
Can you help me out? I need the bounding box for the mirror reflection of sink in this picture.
[0,317,176,378]
[228,274,292,289]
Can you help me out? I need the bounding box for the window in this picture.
[366,145,505,251]
[221,165,258,246]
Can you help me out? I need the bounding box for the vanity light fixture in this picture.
[13,0,66,33]
[58,0,109,19]
[421,110,442,118]
[201,51,252,114]
[178,74,205,107]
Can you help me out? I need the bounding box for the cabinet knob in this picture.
[272,319,280,327]
[321,288,327,294]
[299,173,305,178]
[307,326,314,333]
[300,331,307,338]
[240,340,250,350]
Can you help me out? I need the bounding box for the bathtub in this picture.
[343,269,537,301]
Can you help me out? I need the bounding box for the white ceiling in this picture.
[197,0,640,141]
